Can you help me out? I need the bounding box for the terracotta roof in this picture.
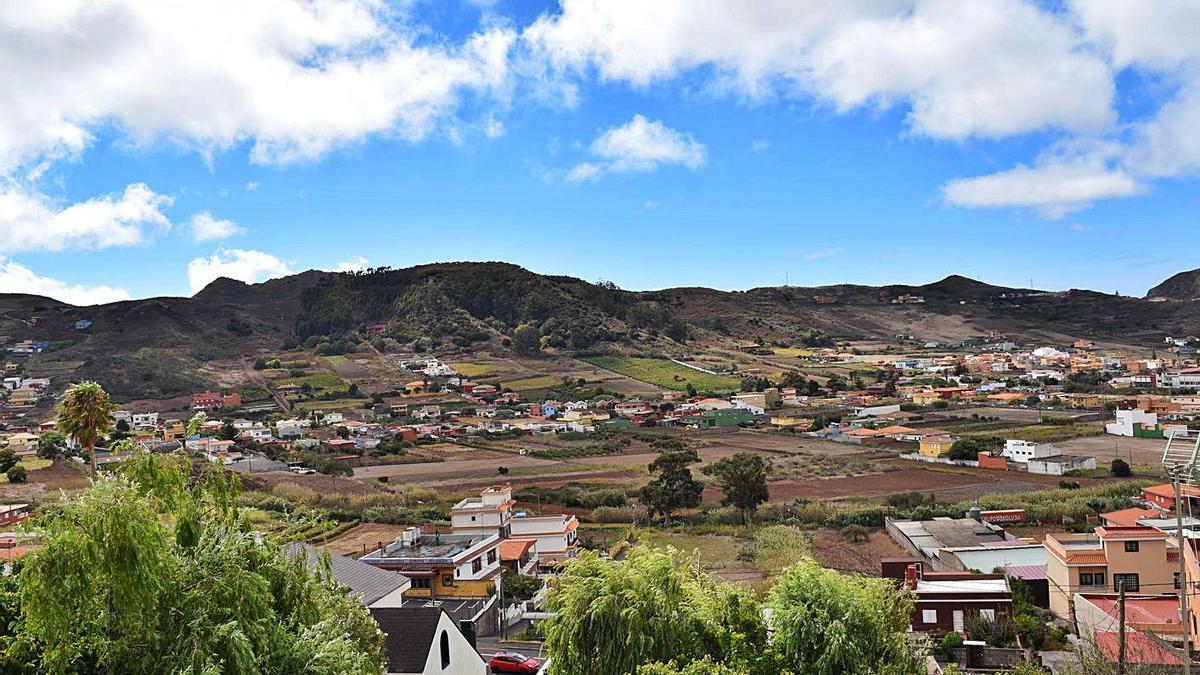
[498,539,535,561]
[1094,631,1186,665]
[1144,484,1200,499]
[876,425,917,434]
[1096,526,1169,540]
[1065,552,1108,565]
[1084,594,1180,626]
[1101,507,1161,528]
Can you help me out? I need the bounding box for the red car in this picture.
[489,651,540,674]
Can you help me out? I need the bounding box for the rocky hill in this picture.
[1147,268,1200,301]
[2,262,1198,401]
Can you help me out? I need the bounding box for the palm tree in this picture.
[57,381,115,474]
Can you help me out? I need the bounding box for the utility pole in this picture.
[1117,579,1126,675]
[1177,471,1193,675]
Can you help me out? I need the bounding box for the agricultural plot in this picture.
[449,361,502,377]
[582,357,741,392]
[501,375,562,391]
[961,423,1103,444]
[294,398,370,411]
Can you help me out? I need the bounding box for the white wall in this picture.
[404,612,486,675]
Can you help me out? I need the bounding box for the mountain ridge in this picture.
[2,262,1197,401]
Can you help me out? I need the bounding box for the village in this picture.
[2,324,1200,672]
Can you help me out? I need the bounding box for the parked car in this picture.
[489,651,540,674]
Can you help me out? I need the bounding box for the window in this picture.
[411,578,431,589]
[1124,541,1140,553]
[442,575,455,587]
[470,515,476,521]
[1113,573,1140,592]
[1176,572,1183,590]
[979,609,996,622]
[922,609,937,624]
[472,558,483,574]
[487,549,497,565]
[440,631,450,669]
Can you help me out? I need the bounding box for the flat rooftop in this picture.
[364,533,494,562]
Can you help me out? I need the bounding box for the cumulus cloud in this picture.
[0,256,131,305]
[0,183,171,253]
[525,0,1114,140]
[331,256,370,272]
[188,212,244,242]
[244,181,260,192]
[0,0,515,173]
[568,115,705,181]
[938,1,1200,216]
[942,161,1143,219]
[187,248,293,294]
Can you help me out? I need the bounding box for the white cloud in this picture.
[941,161,1143,219]
[0,256,130,305]
[804,247,843,261]
[642,200,660,210]
[750,139,770,152]
[0,1,516,173]
[245,181,260,192]
[332,256,370,272]
[1069,222,1091,232]
[187,248,293,294]
[188,212,244,242]
[0,183,171,253]
[568,115,705,181]
[525,0,1114,140]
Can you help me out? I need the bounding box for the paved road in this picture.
[475,620,547,669]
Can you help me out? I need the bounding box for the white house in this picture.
[509,513,579,569]
[1105,408,1158,437]
[1027,455,1097,476]
[131,412,159,429]
[371,607,487,675]
[1000,439,1062,464]
[450,485,515,537]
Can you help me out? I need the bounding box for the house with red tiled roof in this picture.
[1045,526,1180,619]
[1100,507,1161,528]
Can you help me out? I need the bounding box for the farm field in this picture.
[448,361,501,377]
[294,397,370,411]
[500,375,562,391]
[582,356,741,392]
[961,422,1104,444]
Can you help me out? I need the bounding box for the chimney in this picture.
[905,564,920,590]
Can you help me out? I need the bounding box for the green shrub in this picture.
[6,465,27,483]
[940,631,964,653]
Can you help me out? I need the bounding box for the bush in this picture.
[1111,458,1132,477]
[5,465,26,483]
[1058,480,1081,490]
[1014,614,1045,650]
[940,631,964,654]
[589,506,642,524]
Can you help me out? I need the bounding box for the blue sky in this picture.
[1,0,1198,304]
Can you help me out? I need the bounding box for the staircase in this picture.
[1163,431,1200,486]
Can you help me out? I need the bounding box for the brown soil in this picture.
[809,527,907,575]
[320,522,413,558]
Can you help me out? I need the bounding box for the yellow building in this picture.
[1046,527,1178,619]
[918,434,955,458]
[770,415,812,429]
[912,391,941,406]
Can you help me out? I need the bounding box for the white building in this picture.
[1105,408,1158,437]
[131,412,159,429]
[450,485,515,538]
[509,513,579,568]
[1027,455,1097,476]
[1000,439,1062,464]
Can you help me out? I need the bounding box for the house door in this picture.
[952,610,964,632]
